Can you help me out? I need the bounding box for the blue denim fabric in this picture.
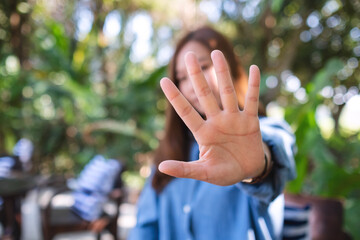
[128,117,296,240]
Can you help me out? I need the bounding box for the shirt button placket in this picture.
[183,204,193,240]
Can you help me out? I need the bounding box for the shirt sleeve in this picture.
[127,174,159,240]
[236,117,297,205]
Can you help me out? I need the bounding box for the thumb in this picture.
[159,160,208,181]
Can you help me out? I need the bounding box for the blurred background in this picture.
[0,0,359,238]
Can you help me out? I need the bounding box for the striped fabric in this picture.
[0,156,15,178]
[71,155,122,221]
[13,138,33,164]
[283,205,311,240]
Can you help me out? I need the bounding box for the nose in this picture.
[187,79,194,92]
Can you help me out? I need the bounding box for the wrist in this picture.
[242,153,273,184]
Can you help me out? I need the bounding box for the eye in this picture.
[178,75,187,82]
[201,64,210,71]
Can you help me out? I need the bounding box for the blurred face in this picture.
[175,41,221,115]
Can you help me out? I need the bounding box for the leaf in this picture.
[82,119,153,144]
[309,58,344,99]
[286,155,308,193]
[324,58,344,76]
[271,0,284,13]
[259,74,268,96]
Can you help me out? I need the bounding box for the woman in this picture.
[129,26,296,240]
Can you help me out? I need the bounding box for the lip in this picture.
[190,97,199,103]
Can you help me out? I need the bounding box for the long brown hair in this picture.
[152,26,263,192]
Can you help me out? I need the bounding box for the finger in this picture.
[211,50,239,113]
[160,77,204,132]
[244,65,260,116]
[185,52,221,117]
[159,160,209,182]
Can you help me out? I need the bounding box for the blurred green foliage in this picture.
[0,0,359,237]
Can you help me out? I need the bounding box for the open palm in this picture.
[159,50,265,186]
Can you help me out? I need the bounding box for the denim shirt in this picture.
[128,117,296,240]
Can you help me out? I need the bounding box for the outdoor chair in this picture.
[40,157,126,240]
[284,193,352,240]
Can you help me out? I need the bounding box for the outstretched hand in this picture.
[159,50,265,186]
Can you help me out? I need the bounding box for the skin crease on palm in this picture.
[158,41,271,186]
